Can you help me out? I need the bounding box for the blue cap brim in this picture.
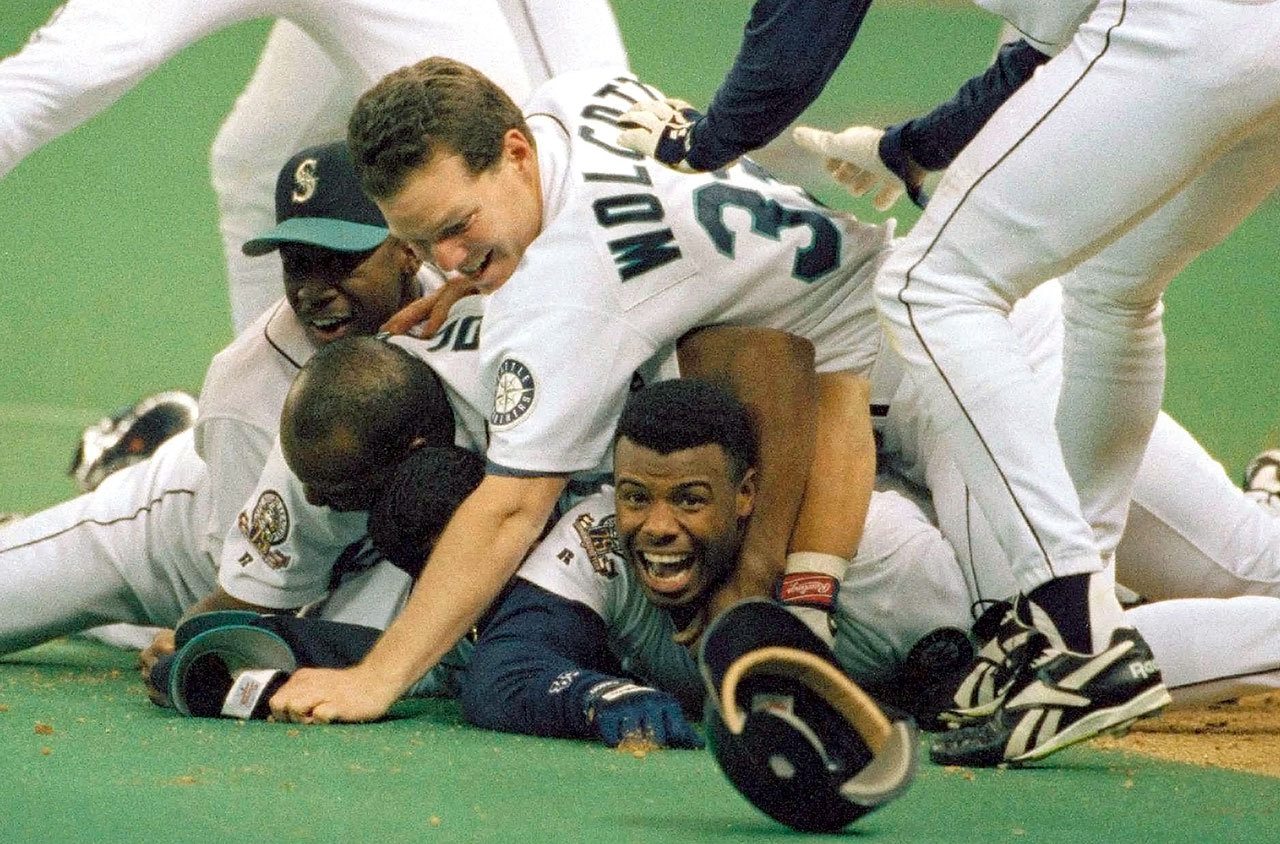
[242,217,389,256]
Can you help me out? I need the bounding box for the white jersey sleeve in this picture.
[217,439,370,609]
[194,299,313,566]
[219,298,493,606]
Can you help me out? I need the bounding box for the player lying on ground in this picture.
[146,320,843,716]
[0,141,433,660]
[2,0,627,329]
[391,379,1280,758]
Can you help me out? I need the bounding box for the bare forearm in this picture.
[679,326,818,595]
[358,475,566,696]
[790,372,874,558]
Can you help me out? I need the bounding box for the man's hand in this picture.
[617,98,704,173]
[584,680,703,749]
[138,628,176,706]
[381,276,483,337]
[793,125,925,211]
[268,665,400,724]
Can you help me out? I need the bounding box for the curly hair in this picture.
[614,379,758,482]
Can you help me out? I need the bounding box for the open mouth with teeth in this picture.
[636,550,700,602]
[305,312,355,343]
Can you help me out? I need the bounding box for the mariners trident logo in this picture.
[491,358,536,428]
[291,157,319,203]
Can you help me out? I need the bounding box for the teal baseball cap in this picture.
[242,140,389,256]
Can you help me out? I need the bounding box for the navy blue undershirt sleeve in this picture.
[687,0,873,171]
[459,579,630,740]
[879,39,1049,174]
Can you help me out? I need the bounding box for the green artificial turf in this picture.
[2,2,1278,840]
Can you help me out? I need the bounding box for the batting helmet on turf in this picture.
[700,599,918,833]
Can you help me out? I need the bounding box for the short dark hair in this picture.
[348,56,531,199]
[614,379,758,481]
[284,336,455,466]
[368,446,485,577]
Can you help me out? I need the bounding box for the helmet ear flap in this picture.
[701,600,919,832]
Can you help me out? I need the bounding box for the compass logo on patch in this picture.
[490,358,536,428]
[236,490,291,570]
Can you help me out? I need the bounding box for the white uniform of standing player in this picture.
[873,0,1280,654]
[0,0,629,330]
[881,281,1280,608]
[513,488,1280,717]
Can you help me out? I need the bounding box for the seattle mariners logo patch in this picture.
[236,490,291,570]
[291,157,319,203]
[572,512,622,578]
[490,358,536,428]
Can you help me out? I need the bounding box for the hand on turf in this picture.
[268,665,399,724]
[380,275,484,338]
[793,125,923,211]
[617,98,704,173]
[139,628,176,705]
[585,680,703,749]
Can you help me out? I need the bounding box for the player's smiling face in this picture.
[282,239,419,347]
[613,437,756,608]
[378,129,542,293]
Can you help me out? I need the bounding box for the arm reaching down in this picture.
[460,580,701,748]
[269,473,566,723]
[674,326,818,642]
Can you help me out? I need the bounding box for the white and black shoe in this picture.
[929,626,1171,767]
[1244,449,1280,515]
[940,599,1039,725]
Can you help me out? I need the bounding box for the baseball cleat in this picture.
[69,390,199,493]
[939,599,1039,726]
[1243,449,1280,513]
[929,626,1171,767]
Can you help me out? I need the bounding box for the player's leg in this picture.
[1127,597,1280,708]
[834,478,999,689]
[1117,412,1280,601]
[0,431,214,656]
[874,0,1280,654]
[211,21,350,333]
[493,0,630,84]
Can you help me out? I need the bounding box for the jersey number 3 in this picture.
[693,182,840,283]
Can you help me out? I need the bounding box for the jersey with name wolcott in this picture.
[483,72,893,476]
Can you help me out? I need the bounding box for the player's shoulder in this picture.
[537,488,625,574]
[199,299,311,415]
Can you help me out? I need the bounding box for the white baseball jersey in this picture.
[482,72,894,477]
[2,0,630,329]
[219,298,492,612]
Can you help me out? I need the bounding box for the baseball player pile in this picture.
[3,0,1279,834]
